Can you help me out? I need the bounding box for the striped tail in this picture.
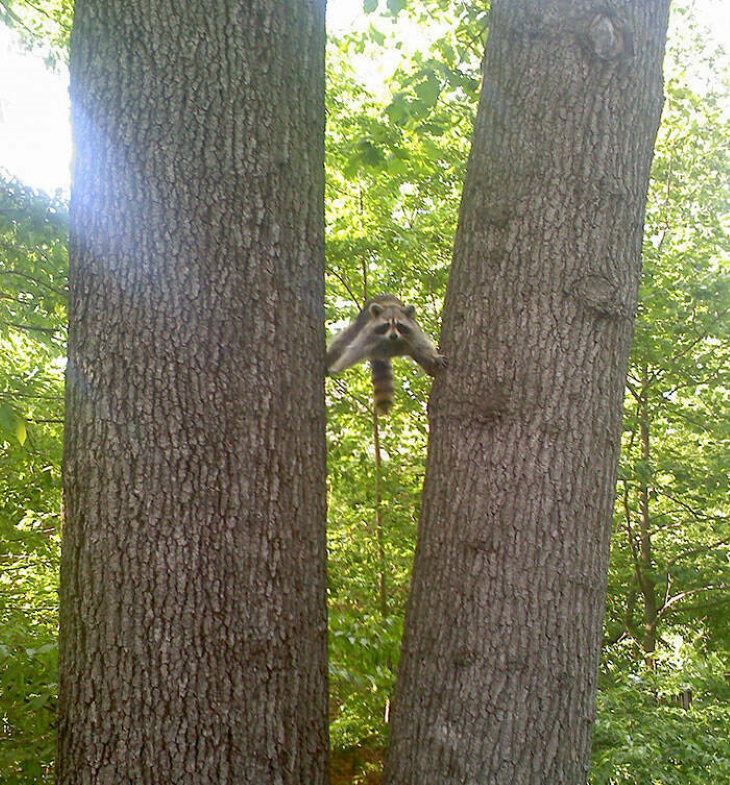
[370,359,395,416]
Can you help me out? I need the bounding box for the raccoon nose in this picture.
[388,331,399,341]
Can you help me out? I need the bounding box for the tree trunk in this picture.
[58,2,328,784]
[384,2,670,784]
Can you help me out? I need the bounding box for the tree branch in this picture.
[657,586,730,620]
[0,319,58,335]
[0,268,68,298]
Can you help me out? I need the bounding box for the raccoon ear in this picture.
[404,305,416,318]
[369,303,383,317]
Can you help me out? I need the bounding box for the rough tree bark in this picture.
[58,1,328,783]
[384,2,670,784]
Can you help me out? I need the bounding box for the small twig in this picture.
[657,586,730,620]
[0,269,68,298]
[0,320,58,335]
[0,391,63,401]
[16,0,72,30]
[326,267,359,306]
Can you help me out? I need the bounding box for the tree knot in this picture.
[569,273,633,319]
[588,14,626,60]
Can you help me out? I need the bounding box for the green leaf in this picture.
[386,0,407,14]
[414,73,441,106]
[0,402,27,445]
[368,25,385,46]
[385,93,410,125]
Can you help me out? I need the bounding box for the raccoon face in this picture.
[369,302,416,349]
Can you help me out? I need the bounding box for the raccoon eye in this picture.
[395,322,412,334]
[373,323,390,335]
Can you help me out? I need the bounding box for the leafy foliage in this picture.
[0,0,72,64]
[0,176,66,783]
[325,13,480,756]
[326,1,730,776]
[592,646,730,785]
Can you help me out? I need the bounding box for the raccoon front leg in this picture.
[326,327,373,374]
[408,340,447,377]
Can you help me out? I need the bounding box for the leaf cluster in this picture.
[0,176,66,783]
[592,647,730,784]
[0,0,72,66]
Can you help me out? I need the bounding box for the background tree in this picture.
[384,2,672,783]
[57,1,328,783]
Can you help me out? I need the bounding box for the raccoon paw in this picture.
[425,353,448,376]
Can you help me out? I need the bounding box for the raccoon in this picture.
[326,294,447,415]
